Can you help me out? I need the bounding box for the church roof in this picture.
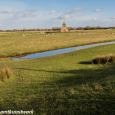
[63,22,66,25]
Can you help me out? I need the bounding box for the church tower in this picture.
[60,22,69,32]
[62,22,66,27]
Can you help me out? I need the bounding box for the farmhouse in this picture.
[60,22,69,32]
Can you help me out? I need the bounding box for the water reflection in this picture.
[12,41,115,60]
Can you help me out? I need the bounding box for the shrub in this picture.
[92,54,115,64]
[101,56,108,64]
[107,54,115,62]
[92,56,108,64]
[92,56,101,64]
[0,68,13,81]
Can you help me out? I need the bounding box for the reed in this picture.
[0,68,13,81]
[107,54,115,62]
[92,54,115,64]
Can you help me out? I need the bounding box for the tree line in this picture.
[52,26,115,31]
[0,26,115,32]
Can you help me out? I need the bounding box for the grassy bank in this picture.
[0,43,115,114]
[0,29,115,57]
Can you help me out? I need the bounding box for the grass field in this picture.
[0,41,115,114]
[0,29,115,57]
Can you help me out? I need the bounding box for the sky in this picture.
[0,0,115,30]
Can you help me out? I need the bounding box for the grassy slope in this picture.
[0,43,115,114]
[0,29,115,57]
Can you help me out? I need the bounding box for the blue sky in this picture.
[0,0,115,30]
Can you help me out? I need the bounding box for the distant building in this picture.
[60,22,69,32]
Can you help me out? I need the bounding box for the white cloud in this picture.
[56,7,82,20]
[57,14,78,20]
[93,9,100,12]
[11,9,38,19]
[93,17,99,21]
[26,9,37,12]
[72,7,82,13]
[50,10,57,13]
[63,7,82,15]
[23,9,38,18]
[0,9,13,13]
[58,14,70,19]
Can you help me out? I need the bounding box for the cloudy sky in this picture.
[0,0,115,30]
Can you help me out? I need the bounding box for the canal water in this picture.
[12,41,115,60]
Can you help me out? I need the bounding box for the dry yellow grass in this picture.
[0,68,13,81]
[0,30,115,57]
[0,58,12,61]
[92,54,115,64]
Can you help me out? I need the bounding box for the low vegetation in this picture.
[0,43,115,114]
[92,54,115,64]
[0,29,115,57]
[0,58,12,61]
[0,68,13,81]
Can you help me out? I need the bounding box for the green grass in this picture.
[0,43,115,114]
[0,29,115,57]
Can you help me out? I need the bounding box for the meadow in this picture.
[0,30,115,115]
[0,29,115,57]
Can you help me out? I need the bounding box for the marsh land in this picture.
[0,29,115,57]
[0,30,115,115]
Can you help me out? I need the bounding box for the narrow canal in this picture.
[12,41,115,60]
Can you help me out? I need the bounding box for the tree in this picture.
[77,26,83,30]
[86,26,92,30]
[97,26,101,29]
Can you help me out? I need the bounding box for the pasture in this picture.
[0,30,115,114]
[0,29,115,57]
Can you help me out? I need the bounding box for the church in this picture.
[60,22,69,32]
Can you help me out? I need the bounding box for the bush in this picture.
[92,54,115,64]
[92,56,101,64]
[101,56,108,64]
[107,54,115,62]
[0,68,13,81]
